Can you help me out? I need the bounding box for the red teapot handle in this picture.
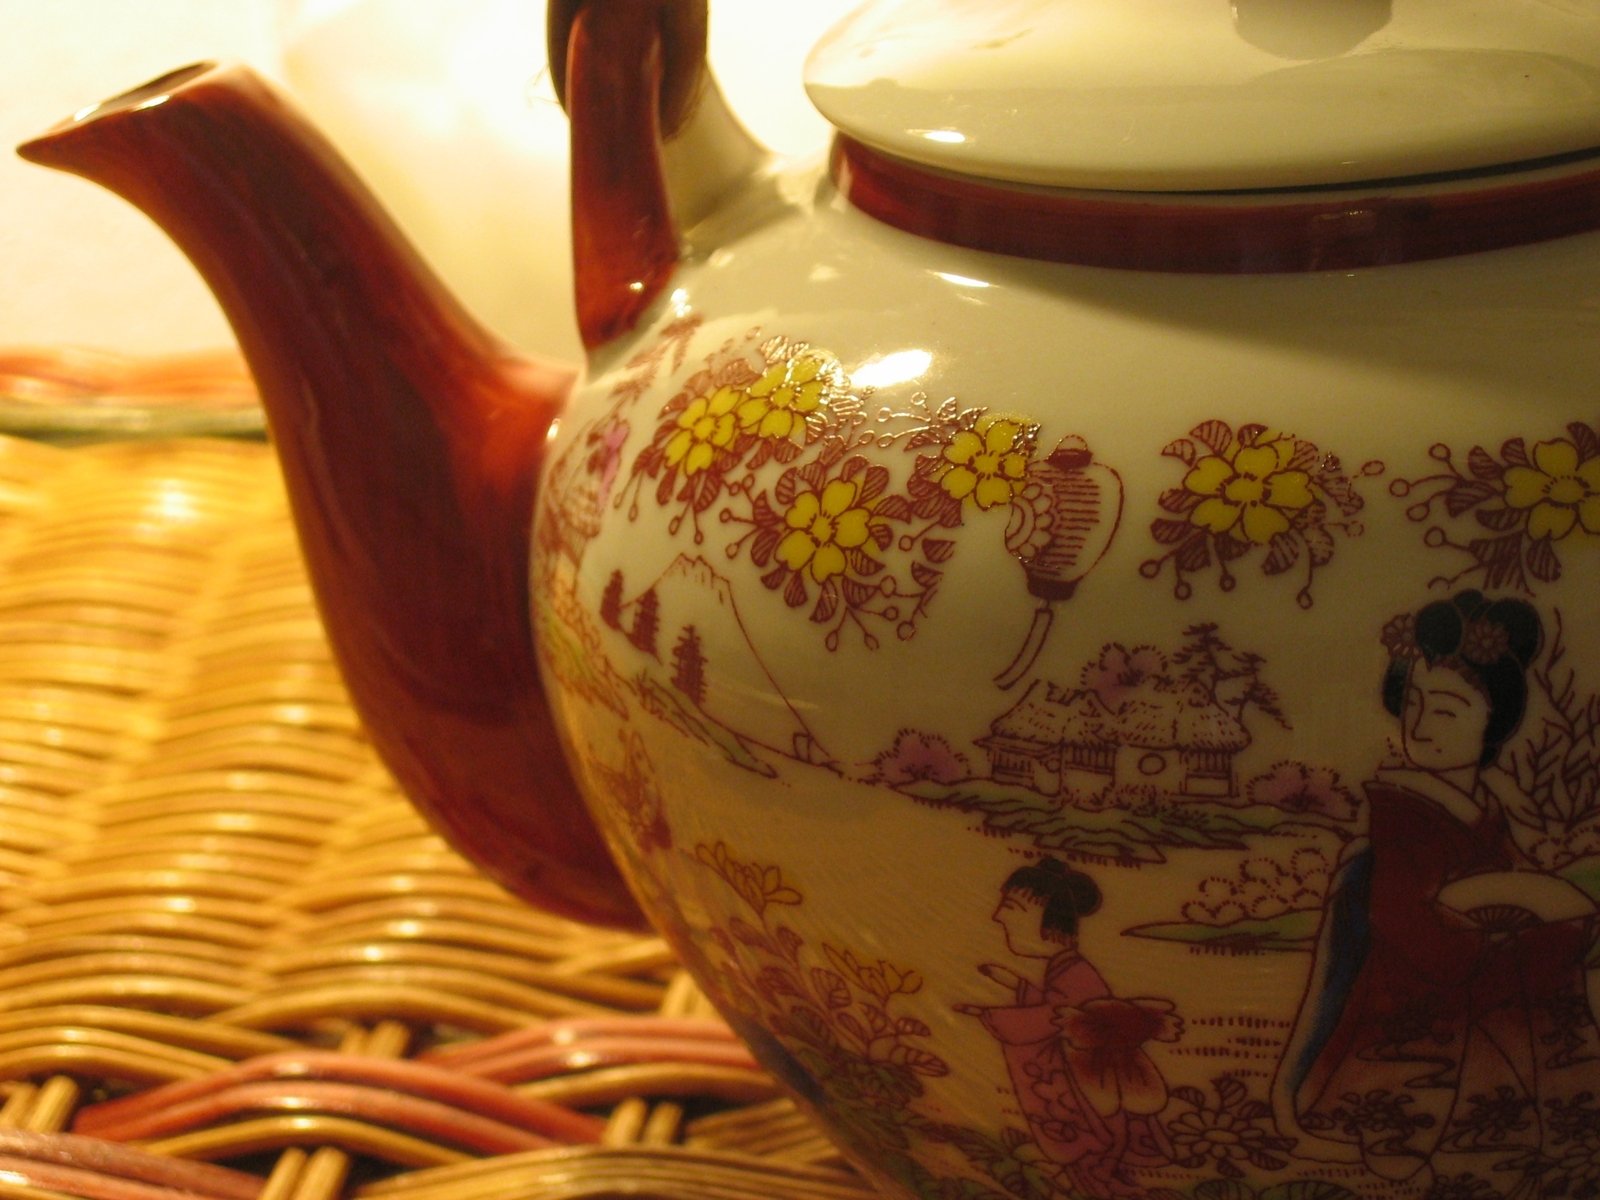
[547,0,708,137]
[549,0,708,349]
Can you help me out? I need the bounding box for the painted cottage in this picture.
[979,678,1250,800]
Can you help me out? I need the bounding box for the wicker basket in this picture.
[0,349,877,1200]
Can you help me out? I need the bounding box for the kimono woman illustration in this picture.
[957,858,1181,1197]
[1273,591,1600,1190]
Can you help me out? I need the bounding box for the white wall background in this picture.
[0,0,859,364]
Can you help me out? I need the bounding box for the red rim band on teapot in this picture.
[830,135,1600,272]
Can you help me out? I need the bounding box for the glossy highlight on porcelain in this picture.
[20,1,1600,1197]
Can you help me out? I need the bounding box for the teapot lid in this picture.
[803,0,1600,191]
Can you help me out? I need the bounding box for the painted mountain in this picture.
[608,554,829,769]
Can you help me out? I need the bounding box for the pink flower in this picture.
[1247,761,1357,821]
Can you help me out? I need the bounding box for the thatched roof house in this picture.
[980,678,1251,799]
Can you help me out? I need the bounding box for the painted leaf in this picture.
[895,1016,932,1038]
[1151,518,1194,546]
[859,464,891,504]
[887,1044,950,1076]
[876,494,913,522]
[757,966,804,999]
[774,469,800,508]
[842,577,878,608]
[1528,536,1562,584]
[1215,1075,1249,1110]
[1444,480,1498,517]
[812,581,839,624]
[775,925,804,961]
[1501,436,1530,467]
[924,538,956,563]
[1286,439,1319,472]
[751,491,779,528]
[836,1011,868,1045]
[1469,534,1525,590]
[729,917,772,952]
[869,524,894,552]
[1158,487,1200,514]
[1162,438,1198,465]
[1175,535,1212,573]
[1263,531,1301,576]
[761,565,789,592]
[694,466,728,512]
[1475,504,1524,532]
[789,1004,838,1049]
[774,438,802,463]
[1318,470,1365,518]
[1191,420,1235,456]
[910,560,943,590]
[1215,534,1252,562]
[1571,420,1600,461]
[1303,523,1336,566]
[811,967,852,1010]
[783,571,809,608]
[1467,444,1503,481]
[746,440,775,471]
[751,528,781,567]
[848,548,885,576]
[1194,1181,1254,1200]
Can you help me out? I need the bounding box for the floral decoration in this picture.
[935,415,1036,511]
[608,330,1115,653]
[1165,1075,1295,1179]
[1057,996,1184,1114]
[689,841,950,1162]
[738,351,830,442]
[589,729,671,853]
[1391,422,1600,592]
[1245,762,1359,822]
[1143,421,1382,607]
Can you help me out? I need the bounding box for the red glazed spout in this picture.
[18,62,647,929]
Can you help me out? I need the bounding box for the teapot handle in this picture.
[549,0,764,349]
[549,0,704,349]
[547,0,709,139]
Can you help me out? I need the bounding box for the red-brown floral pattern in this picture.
[1391,421,1600,592]
[1143,421,1381,607]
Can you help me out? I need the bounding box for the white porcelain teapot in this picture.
[22,2,1600,1196]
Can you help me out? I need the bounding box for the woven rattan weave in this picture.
[0,389,876,1200]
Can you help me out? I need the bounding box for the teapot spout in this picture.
[20,63,646,929]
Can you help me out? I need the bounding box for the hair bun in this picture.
[1037,856,1102,917]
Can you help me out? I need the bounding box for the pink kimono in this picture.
[978,950,1175,1195]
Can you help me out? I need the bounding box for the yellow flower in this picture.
[1502,438,1600,540]
[1183,436,1314,544]
[777,479,875,584]
[738,354,828,442]
[940,417,1033,510]
[663,385,740,475]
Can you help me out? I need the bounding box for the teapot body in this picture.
[535,154,1600,1198]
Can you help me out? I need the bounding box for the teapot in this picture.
[21,2,1600,1196]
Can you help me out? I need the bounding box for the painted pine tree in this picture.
[671,625,708,707]
[630,587,661,657]
[600,569,625,630]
